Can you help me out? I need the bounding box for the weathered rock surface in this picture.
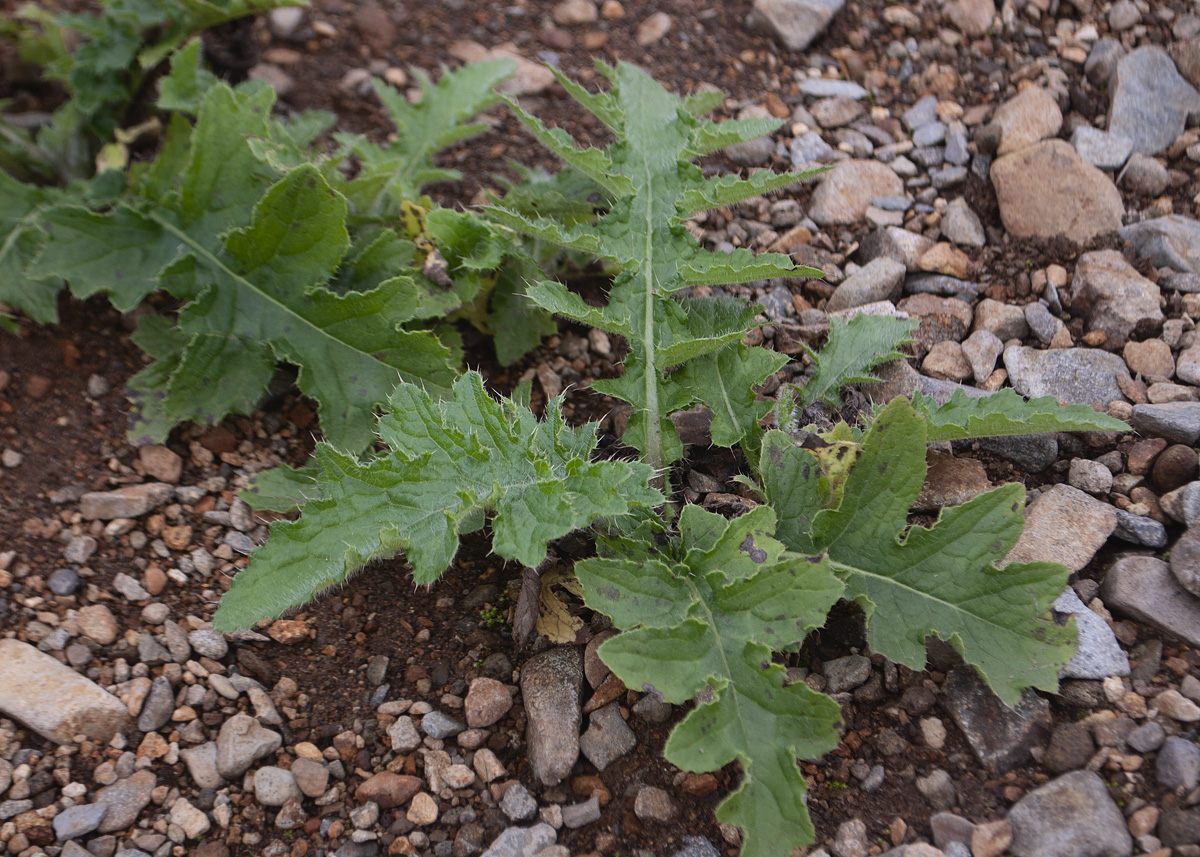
[1007,771,1133,857]
[521,646,583,785]
[0,639,130,744]
[990,140,1123,243]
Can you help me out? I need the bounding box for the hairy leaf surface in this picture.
[213,372,661,630]
[339,60,514,211]
[761,398,1077,706]
[28,81,470,452]
[488,61,825,470]
[796,314,916,409]
[575,506,843,857]
[0,172,59,324]
[912,388,1130,442]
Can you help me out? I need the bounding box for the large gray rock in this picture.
[991,141,1123,244]
[215,714,282,779]
[1003,346,1130,406]
[826,257,907,311]
[1170,524,1200,597]
[1129,402,1200,445]
[1008,771,1133,857]
[1119,215,1200,274]
[481,822,558,857]
[1101,555,1200,647]
[745,0,845,51]
[808,159,905,226]
[1157,737,1200,790]
[0,639,130,744]
[1069,250,1163,348]
[1070,125,1133,170]
[578,702,637,772]
[1003,485,1116,573]
[180,742,224,789]
[941,666,1052,774]
[94,771,156,833]
[79,482,174,520]
[521,646,583,786]
[1052,588,1130,680]
[1108,46,1200,156]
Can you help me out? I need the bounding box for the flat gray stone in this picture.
[1070,250,1163,349]
[53,803,109,840]
[215,714,282,779]
[521,647,583,786]
[180,742,224,789]
[1003,484,1116,573]
[1129,402,1200,444]
[1070,126,1133,170]
[1120,215,1200,274]
[0,639,130,744]
[1157,736,1200,790]
[579,701,637,772]
[80,483,174,520]
[95,771,156,833]
[481,822,557,857]
[1008,771,1133,857]
[137,675,174,733]
[561,795,601,829]
[798,78,866,98]
[826,257,907,311]
[823,655,872,693]
[1112,509,1167,547]
[746,0,845,51]
[499,783,538,822]
[1101,555,1200,648]
[1109,46,1200,156]
[940,666,1052,774]
[1052,588,1130,680]
[1004,346,1129,406]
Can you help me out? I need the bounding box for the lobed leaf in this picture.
[575,506,844,857]
[760,398,1077,706]
[490,62,824,472]
[0,172,60,324]
[213,372,661,630]
[796,313,917,408]
[913,388,1130,442]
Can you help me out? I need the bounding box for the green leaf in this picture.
[797,314,917,408]
[27,204,178,311]
[0,172,60,324]
[491,62,824,473]
[677,343,788,449]
[576,506,844,857]
[213,372,661,630]
[913,388,1130,443]
[156,37,217,113]
[489,262,557,366]
[240,463,319,512]
[341,60,514,209]
[762,398,1077,706]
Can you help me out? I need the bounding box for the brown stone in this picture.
[25,375,52,398]
[913,451,993,512]
[356,772,422,809]
[138,445,183,483]
[921,341,973,382]
[353,2,396,54]
[991,140,1124,244]
[1123,339,1175,379]
[1152,444,1199,493]
[918,242,972,279]
[144,564,167,597]
[1127,438,1168,475]
[972,819,1013,857]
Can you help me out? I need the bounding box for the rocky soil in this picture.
[4,1,1200,857]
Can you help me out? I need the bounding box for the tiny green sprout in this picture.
[826,779,848,790]
[479,606,506,629]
